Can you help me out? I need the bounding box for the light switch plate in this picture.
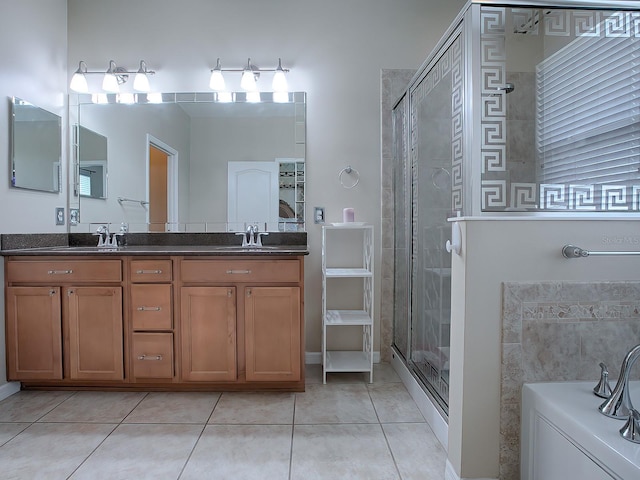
[55,207,65,226]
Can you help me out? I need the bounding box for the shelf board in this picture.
[324,310,372,326]
[325,351,372,372]
[325,268,372,278]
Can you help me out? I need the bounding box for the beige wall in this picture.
[67,0,467,357]
[0,0,68,391]
[448,217,640,479]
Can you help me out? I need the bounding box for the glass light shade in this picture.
[241,70,257,91]
[272,70,288,92]
[133,72,150,92]
[102,73,119,92]
[209,70,225,91]
[70,72,88,93]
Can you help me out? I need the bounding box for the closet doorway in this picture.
[147,135,178,232]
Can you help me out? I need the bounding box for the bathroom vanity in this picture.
[3,236,307,392]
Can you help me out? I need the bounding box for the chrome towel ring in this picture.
[339,165,360,189]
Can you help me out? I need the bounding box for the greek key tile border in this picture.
[410,33,464,213]
[480,7,640,212]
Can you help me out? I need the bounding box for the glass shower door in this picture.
[392,94,410,360]
[409,32,464,413]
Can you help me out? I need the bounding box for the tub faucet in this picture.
[599,344,640,419]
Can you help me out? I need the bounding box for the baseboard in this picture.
[305,351,381,365]
[0,381,20,402]
[390,348,448,451]
[445,459,496,480]
[445,460,460,480]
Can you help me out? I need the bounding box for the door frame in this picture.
[146,134,178,231]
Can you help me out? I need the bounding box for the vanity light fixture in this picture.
[69,59,156,93]
[209,57,290,93]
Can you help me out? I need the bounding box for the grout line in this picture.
[288,392,297,480]
[64,422,119,479]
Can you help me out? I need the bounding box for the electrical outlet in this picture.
[314,207,325,224]
[69,208,80,226]
[55,207,65,226]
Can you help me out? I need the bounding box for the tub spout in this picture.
[599,344,640,419]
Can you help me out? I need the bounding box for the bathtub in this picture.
[521,381,640,480]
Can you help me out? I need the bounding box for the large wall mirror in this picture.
[70,92,306,232]
[10,97,62,193]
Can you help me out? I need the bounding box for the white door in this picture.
[227,161,279,231]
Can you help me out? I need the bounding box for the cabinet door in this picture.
[66,286,124,381]
[180,287,236,381]
[6,287,62,380]
[245,286,301,382]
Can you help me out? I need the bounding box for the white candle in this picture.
[343,208,355,223]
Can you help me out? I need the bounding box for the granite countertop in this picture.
[0,232,309,257]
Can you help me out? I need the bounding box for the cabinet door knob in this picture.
[247,288,252,297]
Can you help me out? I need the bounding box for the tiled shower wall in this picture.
[500,281,640,480]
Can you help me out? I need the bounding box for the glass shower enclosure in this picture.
[392,0,640,416]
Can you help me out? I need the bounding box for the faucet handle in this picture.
[256,232,269,247]
[620,409,640,443]
[236,232,249,247]
[594,362,613,398]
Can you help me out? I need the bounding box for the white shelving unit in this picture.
[322,223,374,383]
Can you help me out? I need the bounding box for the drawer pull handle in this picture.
[138,354,163,361]
[226,269,252,274]
[137,306,162,311]
[136,269,163,274]
[48,270,73,275]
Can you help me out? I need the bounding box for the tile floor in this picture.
[0,364,447,480]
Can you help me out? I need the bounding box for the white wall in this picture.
[448,217,640,479]
[0,0,67,391]
[67,0,467,354]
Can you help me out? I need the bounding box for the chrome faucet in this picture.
[94,224,121,248]
[235,224,269,247]
[599,344,640,419]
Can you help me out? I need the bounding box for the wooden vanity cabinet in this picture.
[5,259,123,382]
[6,286,62,380]
[5,254,305,390]
[128,259,175,382]
[179,257,304,385]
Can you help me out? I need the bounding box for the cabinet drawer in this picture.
[181,259,300,283]
[7,260,122,283]
[130,260,172,283]
[132,333,174,379]
[131,284,173,330]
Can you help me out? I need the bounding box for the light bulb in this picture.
[273,91,289,103]
[217,91,232,103]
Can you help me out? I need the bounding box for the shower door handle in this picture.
[445,221,461,255]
